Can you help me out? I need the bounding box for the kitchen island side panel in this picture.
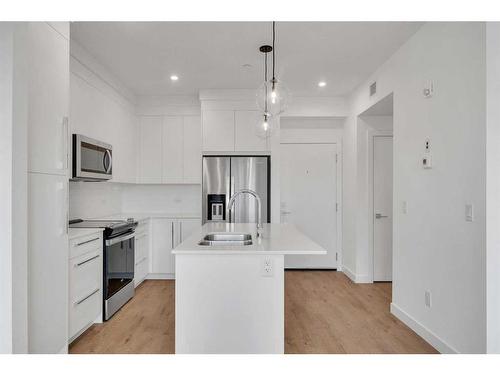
[175,254,284,354]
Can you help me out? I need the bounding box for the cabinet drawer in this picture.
[70,249,101,306]
[69,284,101,340]
[70,232,102,259]
[69,249,102,340]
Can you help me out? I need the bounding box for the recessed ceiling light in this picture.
[318,81,327,87]
[170,75,179,81]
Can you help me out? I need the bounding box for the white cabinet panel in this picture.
[202,110,234,152]
[152,218,175,275]
[48,22,70,40]
[162,117,183,183]
[28,22,69,175]
[179,218,202,244]
[29,173,68,353]
[235,111,268,151]
[139,117,163,183]
[134,229,150,287]
[183,116,202,183]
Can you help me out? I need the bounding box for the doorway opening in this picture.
[279,117,343,270]
[358,93,394,283]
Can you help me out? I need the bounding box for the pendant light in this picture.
[256,21,290,117]
[255,45,276,139]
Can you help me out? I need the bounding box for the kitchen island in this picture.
[172,222,326,354]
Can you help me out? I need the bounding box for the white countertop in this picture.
[90,212,202,222]
[68,227,103,240]
[172,222,327,255]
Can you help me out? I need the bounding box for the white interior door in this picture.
[373,136,393,281]
[280,143,337,269]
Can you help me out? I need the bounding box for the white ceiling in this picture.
[70,22,423,97]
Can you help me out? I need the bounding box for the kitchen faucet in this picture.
[228,189,263,237]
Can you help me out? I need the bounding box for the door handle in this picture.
[171,221,174,248]
[375,213,388,219]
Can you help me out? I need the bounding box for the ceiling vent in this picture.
[369,81,377,96]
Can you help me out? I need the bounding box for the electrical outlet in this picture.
[425,291,432,308]
[261,257,273,277]
[425,139,430,152]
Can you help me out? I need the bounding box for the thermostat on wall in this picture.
[422,154,432,169]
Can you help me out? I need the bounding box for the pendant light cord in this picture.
[272,21,276,81]
[264,50,268,114]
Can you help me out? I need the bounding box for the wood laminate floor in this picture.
[69,271,437,354]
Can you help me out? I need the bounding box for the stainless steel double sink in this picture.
[198,232,253,246]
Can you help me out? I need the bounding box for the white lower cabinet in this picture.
[151,218,201,278]
[134,220,151,287]
[68,231,103,343]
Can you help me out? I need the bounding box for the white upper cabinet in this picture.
[235,111,268,151]
[28,22,69,175]
[138,115,202,184]
[183,116,202,183]
[202,110,235,152]
[202,110,269,152]
[162,117,183,183]
[139,117,163,183]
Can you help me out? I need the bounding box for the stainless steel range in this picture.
[69,218,138,320]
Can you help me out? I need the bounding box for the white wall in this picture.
[344,22,486,353]
[486,22,500,354]
[0,23,28,354]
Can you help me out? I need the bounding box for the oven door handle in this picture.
[105,232,135,246]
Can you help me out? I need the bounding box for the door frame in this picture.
[368,131,393,282]
[279,141,343,270]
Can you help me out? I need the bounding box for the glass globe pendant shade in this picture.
[255,114,276,139]
[256,78,291,116]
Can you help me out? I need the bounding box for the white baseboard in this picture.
[342,266,372,284]
[390,302,458,354]
[342,266,357,282]
[146,273,175,280]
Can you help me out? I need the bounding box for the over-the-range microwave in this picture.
[72,134,113,181]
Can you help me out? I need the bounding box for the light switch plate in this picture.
[422,155,432,169]
[465,204,474,222]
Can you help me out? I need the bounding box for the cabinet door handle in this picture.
[171,221,174,249]
[179,221,183,243]
[76,237,100,246]
[75,288,100,306]
[75,254,100,267]
[63,116,69,170]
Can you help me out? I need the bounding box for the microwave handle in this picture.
[103,150,112,173]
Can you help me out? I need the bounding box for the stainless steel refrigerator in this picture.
[202,156,270,224]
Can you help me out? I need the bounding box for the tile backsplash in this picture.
[121,184,201,214]
[69,181,201,219]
